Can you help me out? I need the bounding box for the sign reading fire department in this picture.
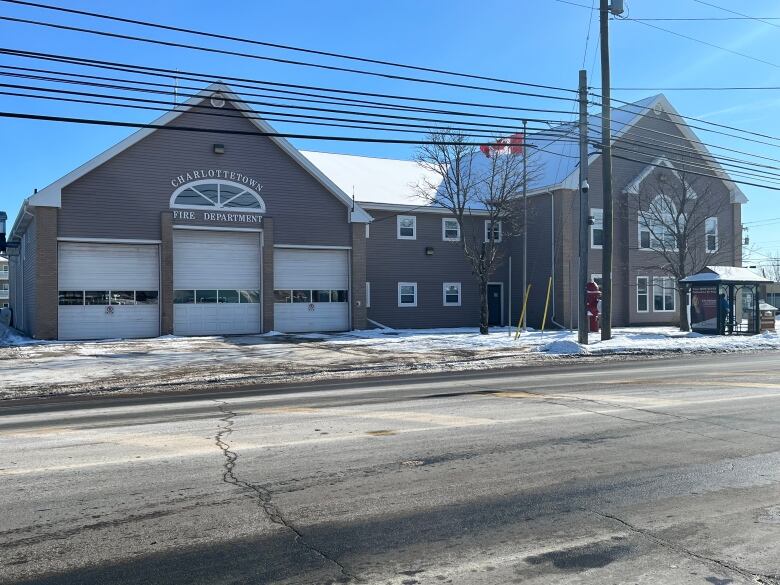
[172,210,262,224]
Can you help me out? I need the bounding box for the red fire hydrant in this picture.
[586,280,602,333]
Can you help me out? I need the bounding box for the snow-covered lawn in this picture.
[328,324,780,355]
[1,321,778,400]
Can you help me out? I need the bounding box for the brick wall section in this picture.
[33,206,58,339]
[351,223,367,330]
[160,211,174,335]
[262,218,274,332]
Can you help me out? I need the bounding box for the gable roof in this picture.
[528,94,748,203]
[12,83,370,237]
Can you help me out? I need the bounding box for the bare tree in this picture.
[761,251,780,283]
[415,129,540,333]
[627,166,733,331]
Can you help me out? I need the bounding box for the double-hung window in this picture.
[443,282,461,306]
[397,215,416,239]
[653,276,676,312]
[705,217,718,252]
[590,209,604,248]
[442,218,460,241]
[484,220,502,243]
[636,276,649,312]
[398,282,417,307]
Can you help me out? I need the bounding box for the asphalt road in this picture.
[1,352,779,585]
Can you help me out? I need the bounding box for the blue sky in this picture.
[1,0,779,267]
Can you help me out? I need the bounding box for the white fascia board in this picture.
[24,82,374,221]
[657,95,748,204]
[27,84,222,209]
[8,198,33,241]
[358,201,492,216]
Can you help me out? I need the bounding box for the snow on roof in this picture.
[300,150,440,206]
[680,266,771,284]
[301,96,662,207]
[525,95,660,191]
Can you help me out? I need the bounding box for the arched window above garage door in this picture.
[170,179,266,213]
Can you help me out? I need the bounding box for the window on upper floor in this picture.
[397,216,416,239]
[484,220,502,243]
[591,209,604,248]
[442,218,460,241]
[705,217,718,253]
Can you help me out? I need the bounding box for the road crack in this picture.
[214,400,358,583]
[591,510,780,585]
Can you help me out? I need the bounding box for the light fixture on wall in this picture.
[213,143,225,154]
[425,246,435,256]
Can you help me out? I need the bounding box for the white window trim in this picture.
[442,282,462,307]
[652,276,676,312]
[170,179,266,213]
[638,222,652,251]
[397,215,417,240]
[590,208,603,249]
[442,218,461,242]
[365,282,371,308]
[484,220,503,243]
[636,276,649,313]
[398,282,417,307]
[705,216,719,253]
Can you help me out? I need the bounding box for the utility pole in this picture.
[522,118,528,331]
[577,70,589,345]
[599,0,621,340]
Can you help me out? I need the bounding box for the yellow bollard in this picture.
[514,284,532,340]
[540,276,553,334]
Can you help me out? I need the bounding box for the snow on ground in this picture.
[1,320,778,400]
[329,324,780,355]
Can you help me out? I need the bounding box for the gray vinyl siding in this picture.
[58,100,351,246]
[365,210,509,329]
[509,193,554,329]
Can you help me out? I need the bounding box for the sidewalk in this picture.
[1,324,778,401]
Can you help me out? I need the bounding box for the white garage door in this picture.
[173,230,262,336]
[58,243,160,340]
[274,248,350,333]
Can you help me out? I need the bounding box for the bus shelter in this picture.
[679,266,771,335]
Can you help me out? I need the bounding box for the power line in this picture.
[0,66,573,127]
[622,17,780,70]
[0,80,575,136]
[6,44,779,151]
[607,86,780,91]
[610,152,780,192]
[0,15,581,103]
[691,0,780,30]
[0,47,579,115]
[8,68,780,181]
[0,86,581,142]
[0,0,578,95]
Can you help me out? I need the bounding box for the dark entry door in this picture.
[487,284,502,326]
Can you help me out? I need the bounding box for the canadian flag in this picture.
[480,132,524,157]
